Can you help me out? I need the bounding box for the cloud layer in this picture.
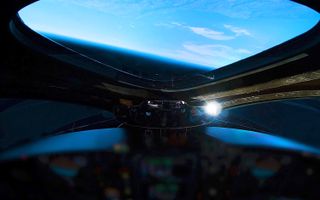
[189,27,235,40]
[224,24,251,36]
[170,22,252,41]
[157,43,252,67]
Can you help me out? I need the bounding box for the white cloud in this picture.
[189,27,235,40]
[170,50,218,67]
[167,22,236,41]
[171,22,183,27]
[224,24,251,36]
[167,22,252,41]
[179,43,252,66]
[183,44,239,60]
[156,43,253,67]
[237,48,252,54]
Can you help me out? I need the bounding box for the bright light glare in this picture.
[204,101,222,116]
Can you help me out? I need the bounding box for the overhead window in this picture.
[18,0,319,84]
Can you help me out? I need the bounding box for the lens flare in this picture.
[204,101,222,116]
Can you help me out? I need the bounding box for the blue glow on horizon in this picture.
[40,32,214,70]
[0,128,126,161]
[206,127,320,155]
[19,0,319,69]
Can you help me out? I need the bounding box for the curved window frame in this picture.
[10,1,320,91]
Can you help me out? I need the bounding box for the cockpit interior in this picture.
[0,0,320,199]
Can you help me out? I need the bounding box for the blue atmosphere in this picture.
[206,127,320,155]
[0,128,126,161]
[19,0,319,69]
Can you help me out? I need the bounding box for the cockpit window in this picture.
[17,0,319,88]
